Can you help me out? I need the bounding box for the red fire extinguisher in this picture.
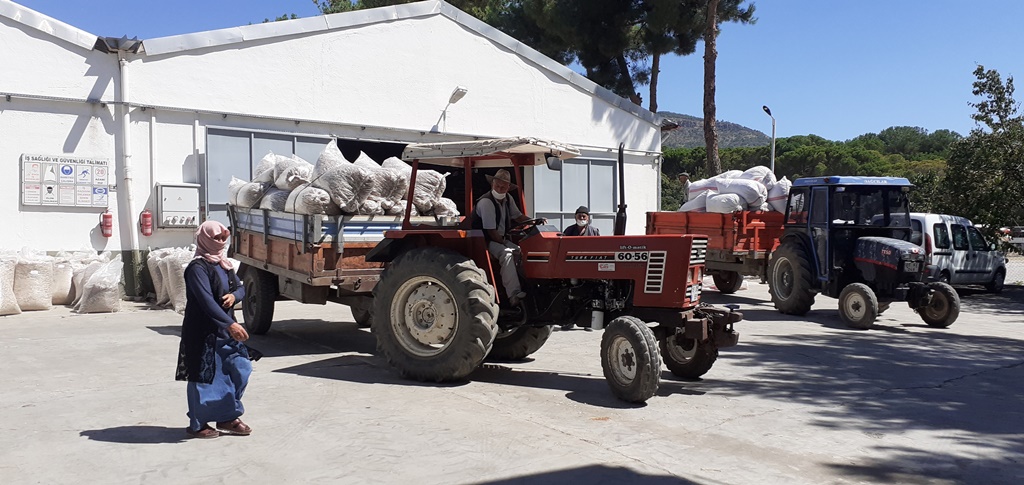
[100,209,113,238]
[140,208,153,237]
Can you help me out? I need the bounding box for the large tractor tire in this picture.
[838,283,878,330]
[372,247,499,382]
[241,267,277,335]
[487,325,553,362]
[712,271,744,295]
[768,242,817,316]
[659,330,718,379]
[600,316,661,403]
[920,282,959,328]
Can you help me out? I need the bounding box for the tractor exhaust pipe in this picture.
[614,143,627,236]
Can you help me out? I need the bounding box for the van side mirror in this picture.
[545,156,563,171]
[989,242,997,251]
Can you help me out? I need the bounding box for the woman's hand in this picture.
[221,293,236,308]
[228,322,250,342]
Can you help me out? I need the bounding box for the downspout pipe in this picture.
[118,52,141,295]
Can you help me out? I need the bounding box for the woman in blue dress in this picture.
[175,220,252,439]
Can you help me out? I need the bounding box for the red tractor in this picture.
[366,139,741,402]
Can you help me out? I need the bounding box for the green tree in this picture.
[940,65,1024,247]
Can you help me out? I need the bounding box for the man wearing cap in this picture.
[562,206,601,236]
[678,172,691,204]
[473,169,533,306]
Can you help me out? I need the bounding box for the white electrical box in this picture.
[156,183,201,229]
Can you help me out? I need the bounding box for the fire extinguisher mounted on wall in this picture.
[140,208,153,237]
[100,209,113,238]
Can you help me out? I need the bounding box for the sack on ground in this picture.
[0,258,21,316]
[146,249,171,305]
[15,258,54,311]
[73,256,124,314]
[51,260,74,305]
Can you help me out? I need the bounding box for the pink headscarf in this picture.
[195,220,233,270]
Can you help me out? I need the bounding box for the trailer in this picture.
[646,210,785,293]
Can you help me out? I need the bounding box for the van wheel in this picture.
[938,271,950,284]
[712,271,744,294]
[985,269,1005,294]
[920,282,959,328]
[768,242,816,315]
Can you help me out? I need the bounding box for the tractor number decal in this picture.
[566,253,615,261]
[615,251,649,262]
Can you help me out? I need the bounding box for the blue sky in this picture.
[13,0,1024,141]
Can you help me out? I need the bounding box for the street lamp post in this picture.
[762,105,776,174]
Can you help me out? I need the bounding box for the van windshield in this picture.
[831,187,910,227]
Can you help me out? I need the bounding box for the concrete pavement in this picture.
[1,280,1022,484]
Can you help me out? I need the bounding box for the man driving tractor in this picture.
[472,168,534,306]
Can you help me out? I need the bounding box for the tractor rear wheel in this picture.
[241,267,277,335]
[712,271,744,294]
[659,330,718,379]
[768,242,816,315]
[920,282,959,328]
[838,283,878,330]
[372,247,498,382]
[487,325,553,362]
[600,316,661,403]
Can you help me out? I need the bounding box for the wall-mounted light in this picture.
[449,86,468,104]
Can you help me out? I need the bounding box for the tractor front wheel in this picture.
[920,282,959,328]
[659,330,718,379]
[838,283,878,330]
[372,247,498,382]
[600,316,661,403]
[768,242,816,315]
[712,271,744,294]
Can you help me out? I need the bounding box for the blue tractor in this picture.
[767,176,960,329]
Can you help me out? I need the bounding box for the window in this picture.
[951,224,969,250]
[786,188,809,224]
[910,220,923,246]
[533,158,616,234]
[967,226,990,251]
[810,188,828,225]
[933,223,950,249]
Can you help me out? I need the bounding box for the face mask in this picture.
[576,218,589,227]
[491,190,506,201]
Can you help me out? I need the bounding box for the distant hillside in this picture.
[659,111,771,149]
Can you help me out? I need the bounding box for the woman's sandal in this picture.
[185,424,220,439]
[216,419,252,436]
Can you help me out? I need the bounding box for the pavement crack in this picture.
[882,360,1024,392]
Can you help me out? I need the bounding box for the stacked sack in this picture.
[146,246,239,315]
[678,165,792,214]
[229,140,458,218]
[0,248,122,316]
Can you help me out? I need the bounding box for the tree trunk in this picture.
[649,52,660,113]
[616,53,637,101]
[703,0,722,175]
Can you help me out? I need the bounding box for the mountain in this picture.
[658,111,771,149]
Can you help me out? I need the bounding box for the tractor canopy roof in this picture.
[793,176,913,187]
[401,137,581,168]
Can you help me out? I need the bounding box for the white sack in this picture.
[146,249,171,305]
[236,182,269,208]
[51,261,74,305]
[227,177,247,206]
[0,259,22,316]
[387,202,410,216]
[716,178,768,206]
[739,165,777,189]
[163,252,194,314]
[767,176,792,212]
[15,258,54,311]
[356,153,408,208]
[73,256,124,314]
[748,201,770,212]
[677,191,710,212]
[432,197,460,217]
[413,170,448,213]
[254,152,290,183]
[285,185,340,215]
[707,193,746,214]
[358,197,386,216]
[312,141,374,213]
[259,188,291,211]
[273,155,314,191]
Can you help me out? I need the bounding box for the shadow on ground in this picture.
[475,464,697,484]
[80,426,188,444]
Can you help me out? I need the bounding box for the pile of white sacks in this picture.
[678,165,793,214]
[228,139,458,217]
[145,247,240,315]
[0,248,124,316]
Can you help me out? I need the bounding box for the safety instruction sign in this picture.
[21,154,113,208]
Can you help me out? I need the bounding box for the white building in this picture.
[0,0,663,294]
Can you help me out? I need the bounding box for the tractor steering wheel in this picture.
[508,218,546,239]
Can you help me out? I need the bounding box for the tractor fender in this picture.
[365,238,414,263]
[773,233,818,276]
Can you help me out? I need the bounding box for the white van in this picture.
[908,213,1008,292]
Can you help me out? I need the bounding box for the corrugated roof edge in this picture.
[139,0,660,127]
[0,0,97,50]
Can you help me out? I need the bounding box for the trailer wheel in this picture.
[241,268,277,335]
[838,283,878,330]
[351,306,372,328]
[659,330,718,379]
[768,242,816,315]
[877,302,891,315]
[372,247,498,382]
[487,325,553,362]
[920,282,959,328]
[712,271,744,294]
[600,316,660,403]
